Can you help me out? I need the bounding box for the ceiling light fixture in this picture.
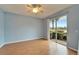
[27,4,43,14]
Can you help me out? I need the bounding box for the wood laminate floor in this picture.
[0,39,77,55]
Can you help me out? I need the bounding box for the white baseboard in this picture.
[68,47,78,52]
[5,37,43,45]
[0,43,5,48]
[0,37,43,48]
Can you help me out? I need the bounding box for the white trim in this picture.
[78,50,79,55]
[5,37,43,45]
[47,19,50,41]
[68,47,78,52]
[0,43,5,48]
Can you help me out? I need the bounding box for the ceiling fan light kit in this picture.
[27,4,43,14]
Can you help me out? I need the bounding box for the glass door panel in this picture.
[49,19,57,42]
[57,15,67,46]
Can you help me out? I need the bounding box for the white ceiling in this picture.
[0,4,72,19]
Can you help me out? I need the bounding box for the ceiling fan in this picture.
[26,4,43,14]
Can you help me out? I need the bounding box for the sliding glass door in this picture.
[49,15,67,46]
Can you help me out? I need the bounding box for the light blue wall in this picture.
[0,10,4,46]
[43,19,48,39]
[0,9,44,46]
[67,5,79,51]
[5,12,43,42]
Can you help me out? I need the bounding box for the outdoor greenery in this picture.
[50,28,67,41]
